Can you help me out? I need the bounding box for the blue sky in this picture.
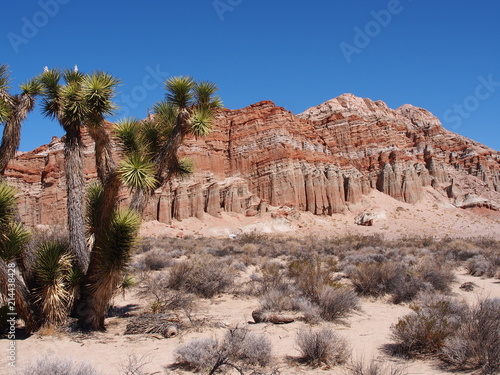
[2,0,500,151]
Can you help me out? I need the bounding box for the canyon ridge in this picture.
[4,93,500,236]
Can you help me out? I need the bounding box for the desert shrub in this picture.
[433,239,481,262]
[120,353,151,375]
[389,273,427,305]
[168,255,236,298]
[227,328,272,367]
[389,235,435,250]
[418,261,455,293]
[441,298,500,373]
[317,286,359,321]
[346,262,402,297]
[259,286,298,312]
[339,252,388,269]
[175,337,219,372]
[296,327,350,367]
[347,358,407,375]
[288,257,337,300]
[259,260,288,294]
[17,356,104,375]
[140,273,194,314]
[333,234,386,252]
[174,327,272,372]
[294,297,321,323]
[465,255,495,277]
[390,294,467,356]
[143,249,171,270]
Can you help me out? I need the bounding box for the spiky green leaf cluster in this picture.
[39,68,120,129]
[163,76,222,138]
[100,209,141,272]
[32,241,73,325]
[0,222,30,262]
[19,79,42,97]
[191,106,214,137]
[178,157,194,176]
[81,71,120,122]
[118,153,157,190]
[153,101,178,127]
[0,182,17,229]
[0,102,10,123]
[0,64,12,92]
[0,64,12,122]
[114,118,142,154]
[86,181,104,234]
[33,241,72,285]
[165,76,195,108]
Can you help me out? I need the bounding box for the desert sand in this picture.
[4,188,500,375]
[9,270,499,375]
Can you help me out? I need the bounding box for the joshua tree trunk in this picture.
[87,125,121,236]
[130,109,191,214]
[80,125,123,330]
[0,95,35,175]
[0,259,40,334]
[88,125,115,183]
[63,127,89,272]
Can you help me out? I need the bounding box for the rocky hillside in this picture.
[5,94,500,226]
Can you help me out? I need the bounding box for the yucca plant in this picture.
[127,76,222,213]
[1,68,223,334]
[38,68,120,272]
[32,241,73,326]
[0,181,39,333]
[0,64,41,175]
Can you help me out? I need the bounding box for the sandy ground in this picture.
[7,270,499,375]
[3,188,500,374]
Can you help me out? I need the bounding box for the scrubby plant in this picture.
[120,353,151,375]
[418,260,455,293]
[168,255,236,298]
[175,337,219,372]
[390,293,467,356]
[288,257,336,300]
[260,260,288,294]
[441,298,500,374]
[346,261,402,297]
[465,255,495,277]
[16,356,104,375]
[347,358,407,375]
[259,286,298,312]
[142,249,171,270]
[137,272,195,318]
[296,327,350,367]
[317,286,359,321]
[174,327,272,373]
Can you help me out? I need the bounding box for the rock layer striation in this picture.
[5,94,500,225]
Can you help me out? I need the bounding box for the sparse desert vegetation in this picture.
[5,234,499,374]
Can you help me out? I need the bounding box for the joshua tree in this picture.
[1,71,221,332]
[0,64,41,175]
[126,76,222,213]
[79,76,221,329]
[38,68,120,272]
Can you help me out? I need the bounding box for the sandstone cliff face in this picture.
[5,94,500,226]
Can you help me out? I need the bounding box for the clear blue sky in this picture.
[2,0,500,151]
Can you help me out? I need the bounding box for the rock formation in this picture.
[4,94,500,226]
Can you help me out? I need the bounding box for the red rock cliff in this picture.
[4,94,500,225]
